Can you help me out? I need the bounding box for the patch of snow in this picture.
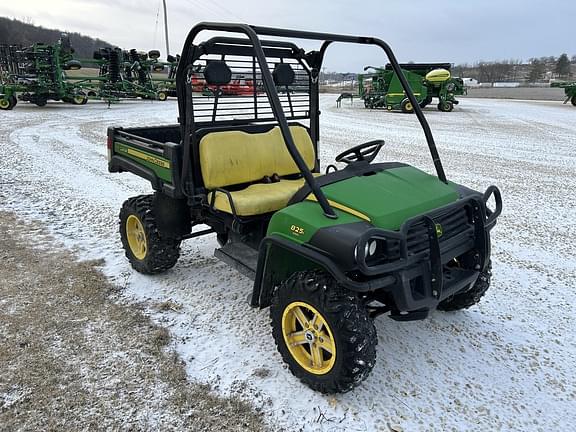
[1,97,575,431]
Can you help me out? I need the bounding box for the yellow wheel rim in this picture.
[0,99,10,109]
[158,92,167,101]
[281,301,336,375]
[74,95,84,104]
[406,102,413,111]
[126,214,147,260]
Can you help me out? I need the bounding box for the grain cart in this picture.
[108,22,502,393]
[359,63,465,112]
[551,81,576,106]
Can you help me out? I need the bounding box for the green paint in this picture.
[267,201,364,243]
[114,141,173,183]
[268,166,458,240]
[320,167,458,230]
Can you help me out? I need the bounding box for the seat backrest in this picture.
[199,125,315,189]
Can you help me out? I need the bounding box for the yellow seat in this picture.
[208,179,306,216]
[200,126,315,216]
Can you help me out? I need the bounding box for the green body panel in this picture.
[384,71,427,107]
[268,201,364,243]
[268,166,459,241]
[114,141,173,183]
[320,167,458,229]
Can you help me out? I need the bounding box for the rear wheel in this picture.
[270,270,377,393]
[157,91,168,101]
[34,97,47,107]
[571,95,576,106]
[72,94,88,105]
[438,100,454,112]
[400,98,414,113]
[0,98,12,110]
[119,195,181,274]
[437,262,492,311]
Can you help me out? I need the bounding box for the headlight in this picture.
[354,239,379,260]
[355,237,401,266]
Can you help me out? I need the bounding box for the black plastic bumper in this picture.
[352,187,501,313]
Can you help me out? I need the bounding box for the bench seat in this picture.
[200,125,316,216]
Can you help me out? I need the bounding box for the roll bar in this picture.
[176,23,448,219]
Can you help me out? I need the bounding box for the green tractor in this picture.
[359,63,465,113]
[108,23,502,393]
[551,80,576,106]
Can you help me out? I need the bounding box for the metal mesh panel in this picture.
[188,53,310,124]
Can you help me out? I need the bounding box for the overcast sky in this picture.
[1,0,574,72]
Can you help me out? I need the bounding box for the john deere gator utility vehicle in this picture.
[108,22,502,393]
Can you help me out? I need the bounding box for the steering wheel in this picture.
[335,140,385,165]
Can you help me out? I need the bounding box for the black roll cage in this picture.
[176,22,448,219]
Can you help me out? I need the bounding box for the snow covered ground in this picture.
[1,96,575,431]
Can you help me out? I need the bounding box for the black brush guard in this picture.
[353,186,502,314]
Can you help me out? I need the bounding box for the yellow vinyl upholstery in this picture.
[200,126,316,216]
[209,179,306,216]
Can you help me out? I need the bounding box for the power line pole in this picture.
[162,0,170,58]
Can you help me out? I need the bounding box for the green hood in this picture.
[320,166,458,230]
[267,166,460,245]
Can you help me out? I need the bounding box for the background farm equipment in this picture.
[550,80,576,106]
[71,47,178,102]
[0,35,179,109]
[0,35,88,110]
[358,63,466,113]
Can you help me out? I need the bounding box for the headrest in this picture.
[273,63,295,86]
[204,61,232,86]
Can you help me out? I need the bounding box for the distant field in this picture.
[463,86,566,101]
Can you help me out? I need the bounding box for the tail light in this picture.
[107,135,113,161]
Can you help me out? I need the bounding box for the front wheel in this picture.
[437,263,492,311]
[119,195,181,274]
[157,91,168,101]
[270,270,377,393]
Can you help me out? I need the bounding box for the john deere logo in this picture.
[435,223,443,238]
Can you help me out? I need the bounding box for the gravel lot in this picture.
[0,95,574,431]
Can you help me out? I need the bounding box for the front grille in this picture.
[406,205,472,255]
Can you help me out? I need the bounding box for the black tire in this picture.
[157,91,168,101]
[438,101,454,112]
[0,98,13,110]
[571,95,576,106]
[437,263,492,311]
[119,194,181,274]
[400,98,414,113]
[64,60,82,71]
[419,96,432,108]
[148,50,161,60]
[34,97,47,107]
[270,270,377,394]
[9,96,17,109]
